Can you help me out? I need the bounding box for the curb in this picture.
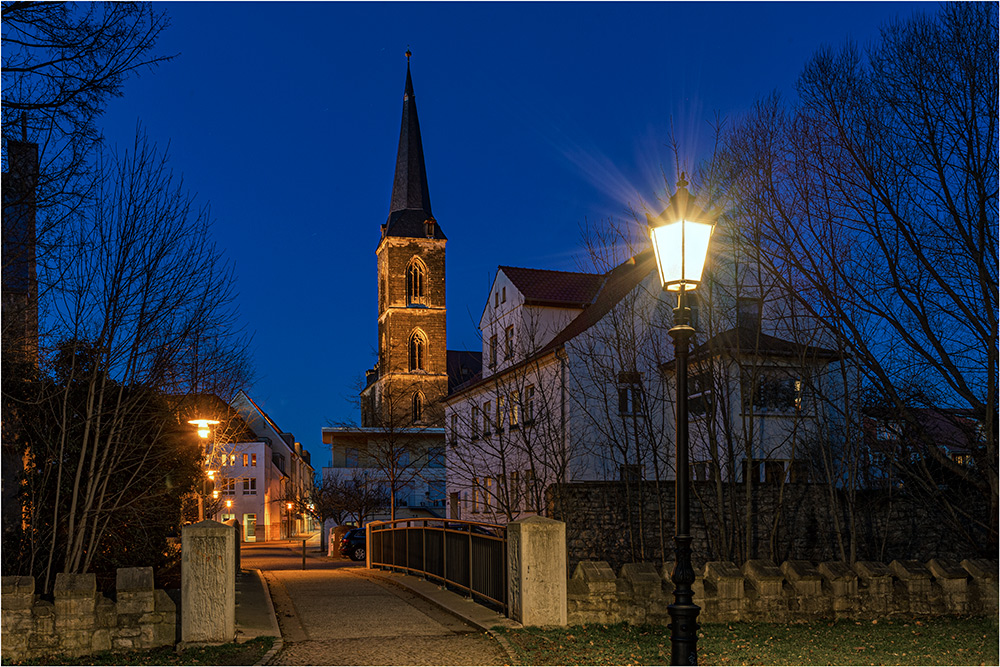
[251,569,283,666]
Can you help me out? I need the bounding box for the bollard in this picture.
[302,539,307,570]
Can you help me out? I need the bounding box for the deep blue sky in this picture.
[101,1,929,469]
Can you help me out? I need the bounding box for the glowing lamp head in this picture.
[212,490,219,499]
[225,499,232,508]
[647,175,716,292]
[206,470,217,479]
[188,418,220,439]
[287,502,294,510]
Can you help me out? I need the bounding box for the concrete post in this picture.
[506,516,567,626]
[181,520,234,645]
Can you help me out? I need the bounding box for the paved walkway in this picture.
[238,539,511,666]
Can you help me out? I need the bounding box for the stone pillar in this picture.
[223,518,242,574]
[54,572,97,656]
[182,520,235,645]
[819,561,858,619]
[507,516,566,626]
[704,561,744,622]
[890,560,933,614]
[1,576,35,660]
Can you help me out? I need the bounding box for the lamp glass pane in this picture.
[650,219,714,290]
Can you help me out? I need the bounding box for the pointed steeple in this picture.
[385,51,445,240]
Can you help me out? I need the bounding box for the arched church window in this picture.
[406,259,426,305]
[412,391,424,423]
[409,330,426,371]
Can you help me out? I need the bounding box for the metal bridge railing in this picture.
[367,518,508,615]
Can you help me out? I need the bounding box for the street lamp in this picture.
[188,418,220,521]
[647,173,715,666]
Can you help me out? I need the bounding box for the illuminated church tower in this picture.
[361,52,448,428]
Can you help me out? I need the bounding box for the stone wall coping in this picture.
[961,559,998,582]
[927,558,968,581]
[572,560,616,583]
[1,575,35,595]
[743,559,783,581]
[853,561,892,579]
[620,562,660,584]
[117,567,154,592]
[54,572,96,597]
[704,561,743,581]
[818,561,857,582]
[890,559,932,580]
[781,560,822,582]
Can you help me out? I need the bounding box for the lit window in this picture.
[510,391,520,427]
[251,453,256,467]
[243,453,249,467]
[496,396,505,432]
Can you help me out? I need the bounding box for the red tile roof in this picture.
[499,266,605,308]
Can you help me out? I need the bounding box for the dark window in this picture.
[618,371,643,416]
[689,370,713,416]
[737,297,762,331]
[489,334,497,368]
[504,325,514,359]
[524,385,535,422]
[409,331,425,371]
[428,447,445,468]
[406,260,426,305]
[412,392,424,422]
[619,464,643,482]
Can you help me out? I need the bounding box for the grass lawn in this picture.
[495,617,999,666]
[3,636,274,666]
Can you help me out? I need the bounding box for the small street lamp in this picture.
[647,173,716,666]
[188,418,220,521]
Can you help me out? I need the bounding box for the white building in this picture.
[444,235,851,522]
[195,391,315,540]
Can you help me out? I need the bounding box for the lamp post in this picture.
[188,418,220,521]
[647,173,715,666]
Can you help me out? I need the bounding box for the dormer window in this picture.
[406,259,426,305]
[425,220,435,237]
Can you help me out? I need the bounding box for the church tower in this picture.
[361,53,448,428]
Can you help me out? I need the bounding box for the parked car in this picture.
[340,527,366,561]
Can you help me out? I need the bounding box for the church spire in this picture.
[388,51,433,221]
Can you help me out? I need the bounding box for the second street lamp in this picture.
[647,173,716,666]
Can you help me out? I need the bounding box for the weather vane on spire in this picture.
[406,48,411,63]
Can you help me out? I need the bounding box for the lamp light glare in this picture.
[225,500,232,508]
[188,418,220,439]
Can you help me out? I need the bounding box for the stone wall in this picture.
[568,558,999,625]
[547,481,989,573]
[1,567,176,662]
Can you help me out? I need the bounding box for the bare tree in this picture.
[295,469,390,553]
[7,131,252,592]
[719,2,998,555]
[2,1,172,306]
